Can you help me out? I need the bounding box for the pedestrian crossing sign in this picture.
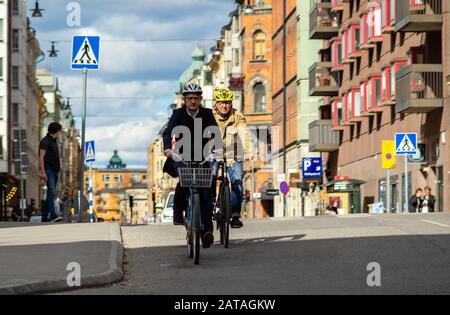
[71,36,100,70]
[395,133,418,155]
[85,141,96,163]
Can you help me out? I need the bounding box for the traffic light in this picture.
[151,189,156,202]
[129,196,134,208]
[245,190,251,202]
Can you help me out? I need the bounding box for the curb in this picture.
[0,224,124,295]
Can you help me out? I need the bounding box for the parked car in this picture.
[158,191,175,224]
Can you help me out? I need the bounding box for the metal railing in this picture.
[309,1,339,39]
[309,120,340,152]
[396,64,443,113]
[309,62,340,96]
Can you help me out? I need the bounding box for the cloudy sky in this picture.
[29,0,235,168]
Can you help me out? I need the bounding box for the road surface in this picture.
[68,213,450,295]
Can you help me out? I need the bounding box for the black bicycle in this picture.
[174,153,214,265]
[214,157,235,249]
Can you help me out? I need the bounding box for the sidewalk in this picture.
[0,222,123,295]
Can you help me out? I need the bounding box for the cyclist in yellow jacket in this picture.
[212,88,254,228]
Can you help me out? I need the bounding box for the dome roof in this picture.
[178,46,205,90]
[108,150,127,169]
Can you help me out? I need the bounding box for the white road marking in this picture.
[421,220,450,228]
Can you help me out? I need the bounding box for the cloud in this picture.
[32,0,237,167]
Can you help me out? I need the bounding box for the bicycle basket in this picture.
[178,167,214,188]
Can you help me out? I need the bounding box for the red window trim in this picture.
[332,99,343,127]
[360,14,368,45]
[368,76,383,109]
[368,6,382,41]
[360,81,368,113]
[382,67,391,102]
[332,39,343,69]
[349,89,361,118]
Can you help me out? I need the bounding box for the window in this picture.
[12,103,19,126]
[391,61,408,99]
[382,0,395,28]
[0,19,3,42]
[332,100,344,127]
[12,29,19,51]
[103,175,110,182]
[0,57,3,79]
[204,70,212,85]
[332,39,342,68]
[349,25,361,55]
[368,77,383,109]
[342,30,349,60]
[349,89,362,118]
[382,67,391,102]
[0,136,3,159]
[12,66,19,89]
[253,31,266,60]
[253,83,267,112]
[368,5,382,41]
[343,93,350,122]
[114,175,121,183]
[360,14,368,46]
[0,97,3,120]
[360,81,368,113]
[132,174,140,183]
[12,0,19,15]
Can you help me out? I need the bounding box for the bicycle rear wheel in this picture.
[186,196,193,258]
[220,185,231,249]
[192,193,201,264]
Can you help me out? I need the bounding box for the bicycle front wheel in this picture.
[192,193,201,264]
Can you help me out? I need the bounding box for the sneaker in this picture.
[230,217,243,229]
[173,211,185,226]
[51,216,64,223]
[202,232,214,249]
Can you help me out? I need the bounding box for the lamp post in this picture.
[282,0,287,217]
[30,0,44,17]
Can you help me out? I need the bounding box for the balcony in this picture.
[396,64,443,114]
[395,0,443,32]
[309,120,340,152]
[309,62,340,97]
[309,2,339,40]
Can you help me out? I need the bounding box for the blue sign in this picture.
[71,36,100,70]
[395,133,417,155]
[280,182,289,195]
[302,157,323,180]
[85,141,96,163]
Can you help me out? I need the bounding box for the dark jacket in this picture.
[162,107,222,178]
[421,195,436,212]
[409,195,423,213]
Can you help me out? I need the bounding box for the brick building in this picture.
[308,0,449,213]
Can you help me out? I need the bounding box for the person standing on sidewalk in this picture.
[39,122,63,222]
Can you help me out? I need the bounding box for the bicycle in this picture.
[173,152,214,265]
[214,156,235,249]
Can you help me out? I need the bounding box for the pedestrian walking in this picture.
[409,188,423,213]
[39,122,63,222]
[421,186,436,213]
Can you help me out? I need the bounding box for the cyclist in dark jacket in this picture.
[162,83,222,248]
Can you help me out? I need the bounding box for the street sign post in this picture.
[84,141,96,223]
[280,182,289,196]
[382,140,396,213]
[72,35,100,222]
[396,133,418,213]
[302,157,323,181]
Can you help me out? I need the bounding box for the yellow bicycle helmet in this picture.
[214,89,234,102]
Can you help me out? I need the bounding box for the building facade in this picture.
[308,0,449,214]
[88,151,148,222]
[237,0,275,218]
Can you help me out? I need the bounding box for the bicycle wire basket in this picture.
[178,167,214,188]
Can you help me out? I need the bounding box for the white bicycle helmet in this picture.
[182,83,203,95]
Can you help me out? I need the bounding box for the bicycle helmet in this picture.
[214,88,234,102]
[182,83,203,95]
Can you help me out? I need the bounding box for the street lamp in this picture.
[48,41,59,58]
[244,0,254,14]
[30,0,44,17]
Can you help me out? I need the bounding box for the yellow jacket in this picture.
[212,108,254,161]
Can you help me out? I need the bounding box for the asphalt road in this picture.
[69,213,450,295]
